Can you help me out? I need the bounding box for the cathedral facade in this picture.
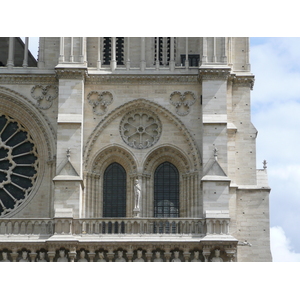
[0,37,272,262]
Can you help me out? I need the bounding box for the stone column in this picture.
[22,37,29,68]
[110,37,116,71]
[202,37,207,64]
[140,37,146,71]
[185,37,189,68]
[169,37,175,71]
[97,37,101,70]
[155,37,160,70]
[70,37,74,62]
[126,37,130,70]
[59,37,65,63]
[7,37,14,68]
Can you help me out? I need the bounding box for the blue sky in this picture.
[250,37,300,261]
[19,36,300,262]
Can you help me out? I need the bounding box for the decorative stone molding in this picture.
[169,91,196,116]
[143,145,191,174]
[90,145,137,174]
[0,241,237,262]
[86,74,198,85]
[198,68,231,81]
[55,68,88,80]
[31,85,58,109]
[87,91,113,116]
[83,98,201,171]
[0,74,57,85]
[120,109,162,149]
[230,74,255,90]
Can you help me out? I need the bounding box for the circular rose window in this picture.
[120,109,162,149]
[0,114,39,217]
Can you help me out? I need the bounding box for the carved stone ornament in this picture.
[0,114,39,217]
[170,91,196,116]
[31,85,58,109]
[87,91,113,116]
[120,109,162,149]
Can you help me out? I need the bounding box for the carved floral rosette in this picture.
[120,109,162,149]
[87,91,113,116]
[170,91,196,116]
[31,85,58,110]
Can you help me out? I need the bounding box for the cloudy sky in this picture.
[250,37,300,262]
[19,36,300,263]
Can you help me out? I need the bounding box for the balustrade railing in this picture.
[0,217,230,237]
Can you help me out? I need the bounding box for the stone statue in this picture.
[1,251,10,262]
[19,251,29,262]
[37,251,47,262]
[77,250,88,262]
[153,251,163,262]
[191,251,201,262]
[134,179,141,209]
[115,250,126,262]
[211,249,223,262]
[57,249,68,262]
[97,252,106,262]
[171,251,181,262]
[133,250,144,262]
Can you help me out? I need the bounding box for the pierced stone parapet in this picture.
[170,91,196,116]
[87,91,113,116]
[31,85,58,109]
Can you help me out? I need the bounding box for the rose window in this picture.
[0,114,39,217]
[120,110,162,149]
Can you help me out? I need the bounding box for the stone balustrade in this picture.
[0,217,230,237]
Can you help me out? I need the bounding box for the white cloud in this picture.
[250,38,300,254]
[270,226,300,262]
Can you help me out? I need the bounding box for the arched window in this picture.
[154,162,179,217]
[103,163,126,217]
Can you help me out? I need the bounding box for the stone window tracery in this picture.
[0,114,38,217]
[120,109,162,149]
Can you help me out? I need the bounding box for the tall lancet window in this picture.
[154,37,176,66]
[103,162,126,217]
[154,162,179,217]
[103,37,124,65]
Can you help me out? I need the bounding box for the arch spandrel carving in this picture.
[83,98,201,172]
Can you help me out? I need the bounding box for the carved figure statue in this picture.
[191,251,201,262]
[171,251,181,262]
[134,250,144,262]
[115,250,126,262]
[1,252,10,262]
[57,249,68,262]
[211,249,223,262]
[134,179,141,209]
[19,251,29,262]
[78,250,88,262]
[97,252,106,262]
[153,251,163,262]
[37,251,47,262]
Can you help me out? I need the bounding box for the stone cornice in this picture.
[198,67,231,81]
[0,74,57,85]
[229,74,255,90]
[86,74,198,85]
[55,68,88,80]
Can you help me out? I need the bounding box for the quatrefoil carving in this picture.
[31,85,58,109]
[170,91,196,116]
[87,91,113,116]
